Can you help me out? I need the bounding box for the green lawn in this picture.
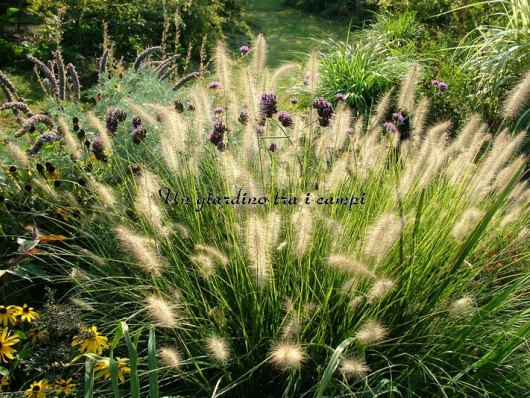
[244,0,351,67]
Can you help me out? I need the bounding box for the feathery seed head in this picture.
[145,294,178,328]
[159,346,183,371]
[367,278,395,303]
[268,342,306,371]
[206,335,230,364]
[450,296,474,314]
[340,357,370,380]
[355,319,388,346]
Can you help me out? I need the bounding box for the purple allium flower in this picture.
[335,93,346,101]
[392,112,405,123]
[383,122,399,133]
[256,125,264,135]
[260,92,278,118]
[131,116,142,128]
[278,111,294,128]
[131,126,148,144]
[290,97,298,104]
[268,142,277,152]
[240,45,250,56]
[208,120,229,151]
[214,107,224,114]
[432,79,440,86]
[208,81,221,90]
[437,82,448,92]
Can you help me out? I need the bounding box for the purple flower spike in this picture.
[240,45,250,56]
[392,112,404,123]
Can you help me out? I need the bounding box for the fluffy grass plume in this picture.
[502,68,530,119]
[245,213,271,288]
[205,335,230,364]
[145,293,179,329]
[158,346,183,371]
[355,319,388,346]
[292,207,314,258]
[268,341,307,371]
[114,225,167,276]
[398,63,420,114]
[327,254,375,278]
[340,357,370,380]
[363,212,402,263]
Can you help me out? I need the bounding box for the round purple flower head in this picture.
[278,111,294,128]
[392,112,404,123]
[208,81,221,90]
[240,45,250,56]
[383,122,399,134]
[432,79,440,86]
[260,92,278,118]
[256,125,264,136]
[313,98,334,127]
[335,93,346,102]
[214,107,224,114]
[268,142,277,152]
[131,116,142,128]
[437,82,448,92]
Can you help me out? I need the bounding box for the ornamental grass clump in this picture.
[0,35,529,398]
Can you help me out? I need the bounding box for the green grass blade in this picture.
[108,356,121,398]
[148,327,159,398]
[315,337,356,398]
[121,321,140,398]
[84,358,95,398]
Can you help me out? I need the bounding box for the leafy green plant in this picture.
[317,33,411,113]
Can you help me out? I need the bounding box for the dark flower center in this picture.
[33,385,41,391]
[61,382,67,387]
[0,342,3,349]
[23,307,29,313]
[0,308,6,314]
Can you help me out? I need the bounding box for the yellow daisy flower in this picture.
[0,305,19,327]
[71,326,109,355]
[0,327,20,362]
[94,357,131,383]
[27,328,46,343]
[55,378,75,396]
[19,304,39,323]
[0,375,8,392]
[24,379,51,398]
